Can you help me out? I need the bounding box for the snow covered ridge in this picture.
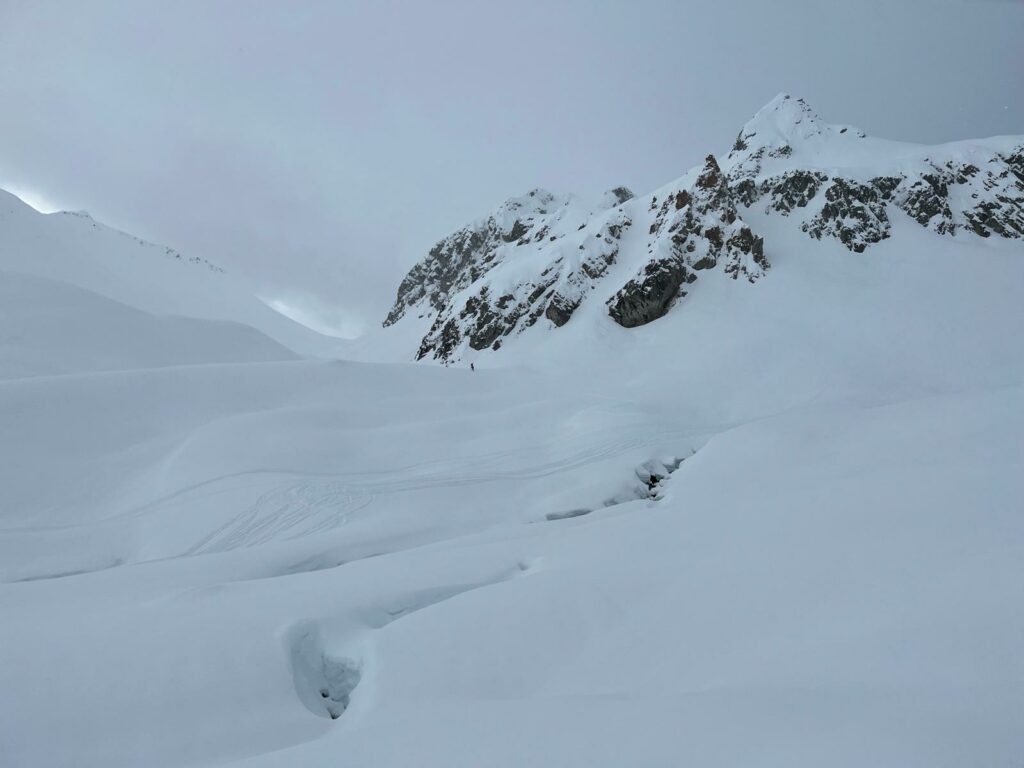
[726,94,1024,250]
[0,188,339,356]
[384,94,1024,362]
[55,209,225,272]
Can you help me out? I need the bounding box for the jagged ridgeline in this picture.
[385,94,1024,362]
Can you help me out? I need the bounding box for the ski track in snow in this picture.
[103,424,705,556]
[184,483,376,555]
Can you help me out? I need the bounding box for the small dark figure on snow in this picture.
[470,363,475,372]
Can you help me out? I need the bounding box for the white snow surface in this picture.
[1,104,1023,767]
[0,270,295,379]
[0,190,338,356]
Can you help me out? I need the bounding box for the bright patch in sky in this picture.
[2,184,62,214]
[264,296,366,339]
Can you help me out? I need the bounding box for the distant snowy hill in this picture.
[0,190,337,356]
[0,270,295,379]
[384,94,1023,362]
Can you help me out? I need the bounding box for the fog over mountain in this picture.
[0,0,1020,334]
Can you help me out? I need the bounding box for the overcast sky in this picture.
[0,0,1020,336]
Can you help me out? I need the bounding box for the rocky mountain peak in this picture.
[735,93,827,147]
[726,94,865,183]
[692,154,731,205]
[497,188,560,215]
[599,186,635,209]
[384,97,1023,362]
[382,188,580,329]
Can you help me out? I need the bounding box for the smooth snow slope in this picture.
[1,228,1022,766]
[0,190,337,355]
[0,270,294,379]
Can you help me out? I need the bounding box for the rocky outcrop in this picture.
[600,186,635,208]
[415,210,632,360]
[761,170,828,214]
[654,155,767,282]
[606,258,696,328]
[898,169,957,234]
[544,212,630,326]
[800,177,898,252]
[607,155,767,328]
[723,95,1024,251]
[730,152,1024,252]
[384,189,570,328]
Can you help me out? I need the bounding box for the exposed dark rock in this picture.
[540,216,629,328]
[871,175,902,199]
[728,148,1024,251]
[544,295,576,327]
[966,198,1024,239]
[415,211,631,359]
[607,155,770,329]
[729,178,760,207]
[956,164,980,184]
[1005,149,1024,184]
[724,227,767,277]
[961,148,1024,238]
[663,156,767,282]
[606,257,695,328]
[607,186,634,204]
[898,171,956,234]
[384,191,568,327]
[606,220,628,240]
[762,170,828,214]
[802,178,893,252]
[503,220,529,243]
[696,154,726,192]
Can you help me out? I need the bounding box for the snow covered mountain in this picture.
[1,96,1023,768]
[385,94,1023,362]
[0,190,337,356]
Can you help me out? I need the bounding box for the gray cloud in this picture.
[0,0,1020,334]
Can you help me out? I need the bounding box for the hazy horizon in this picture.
[1,0,1020,336]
